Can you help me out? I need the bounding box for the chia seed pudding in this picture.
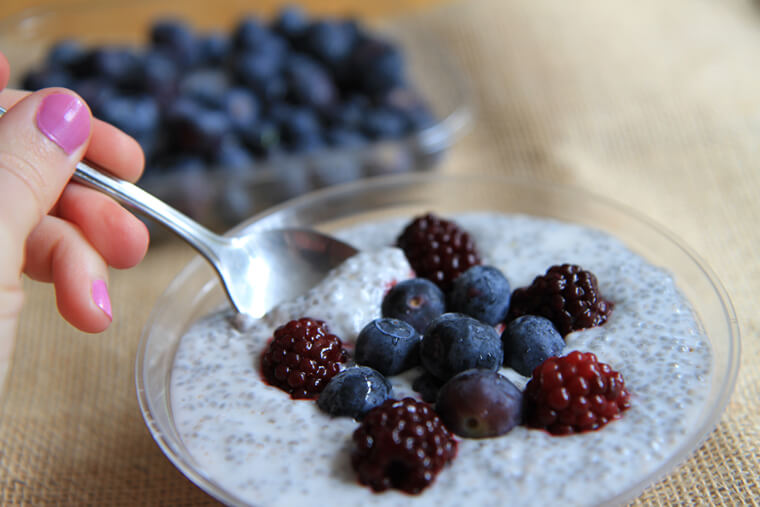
[170,212,712,507]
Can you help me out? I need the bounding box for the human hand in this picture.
[0,51,150,380]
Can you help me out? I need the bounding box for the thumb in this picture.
[0,89,92,252]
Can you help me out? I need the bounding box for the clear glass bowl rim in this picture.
[136,172,740,507]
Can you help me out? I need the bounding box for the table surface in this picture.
[1,0,758,505]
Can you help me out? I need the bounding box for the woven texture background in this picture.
[2,0,759,504]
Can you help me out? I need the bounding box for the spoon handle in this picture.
[0,105,226,263]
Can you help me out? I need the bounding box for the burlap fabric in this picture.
[2,0,758,504]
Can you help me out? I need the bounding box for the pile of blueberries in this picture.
[318,265,565,439]
[22,7,437,192]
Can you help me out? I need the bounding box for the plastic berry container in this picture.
[0,0,472,232]
[135,173,739,507]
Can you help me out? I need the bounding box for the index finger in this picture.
[0,88,145,183]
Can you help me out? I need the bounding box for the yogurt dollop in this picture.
[171,212,712,507]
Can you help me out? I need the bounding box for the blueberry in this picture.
[212,137,255,172]
[300,20,357,68]
[323,97,365,128]
[502,315,565,376]
[46,39,85,70]
[279,106,321,143]
[317,366,391,419]
[22,67,73,91]
[178,69,230,107]
[412,371,443,403]
[420,313,503,382]
[150,19,200,67]
[223,88,260,133]
[271,5,309,40]
[349,38,405,95]
[233,17,273,50]
[242,118,281,157]
[325,128,366,149]
[73,46,142,86]
[381,278,445,334]
[285,55,337,109]
[361,107,407,139]
[355,318,421,376]
[97,93,160,139]
[232,50,282,91]
[448,265,511,326]
[198,31,231,66]
[287,132,325,154]
[166,98,231,156]
[381,88,436,131]
[140,50,180,100]
[435,369,523,438]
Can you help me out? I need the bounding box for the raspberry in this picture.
[507,264,613,337]
[524,351,631,435]
[396,213,481,291]
[261,317,347,399]
[351,397,458,494]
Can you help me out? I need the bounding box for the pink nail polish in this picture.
[92,279,112,320]
[36,93,90,155]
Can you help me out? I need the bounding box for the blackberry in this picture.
[507,264,613,337]
[261,317,347,399]
[524,351,631,435]
[396,213,481,291]
[352,397,457,494]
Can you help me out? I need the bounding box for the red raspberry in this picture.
[351,397,458,494]
[524,351,631,435]
[261,318,347,399]
[507,264,613,337]
[396,213,481,291]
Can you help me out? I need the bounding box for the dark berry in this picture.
[178,69,230,108]
[381,278,445,334]
[507,264,614,337]
[97,93,160,139]
[317,366,392,419]
[260,317,348,399]
[349,38,405,95]
[396,213,482,292]
[412,371,443,403]
[361,107,407,139]
[73,46,142,86]
[355,318,421,376]
[46,39,85,70]
[324,128,366,149]
[502,315,565,376]
[22,67,73,91]
[166,98,231,156]
[211,138,255,172]
[448,265,511,326]
[150,18,200,67]
[300,20,357,68]
[436,369,523,438]
[198,31,231,66]
[232,51,282,91]
[420,313,503,382]
[352,397,457,494]
[285,55,337,109]
[272,6,309,40]
[524,351,631,435]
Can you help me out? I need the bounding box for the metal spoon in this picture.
[0,105,358,317]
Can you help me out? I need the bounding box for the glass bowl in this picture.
[0,0,471,231]
[136,172,739,507]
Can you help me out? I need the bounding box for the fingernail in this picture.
[92,279,112,320]
[36,93,90,155]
